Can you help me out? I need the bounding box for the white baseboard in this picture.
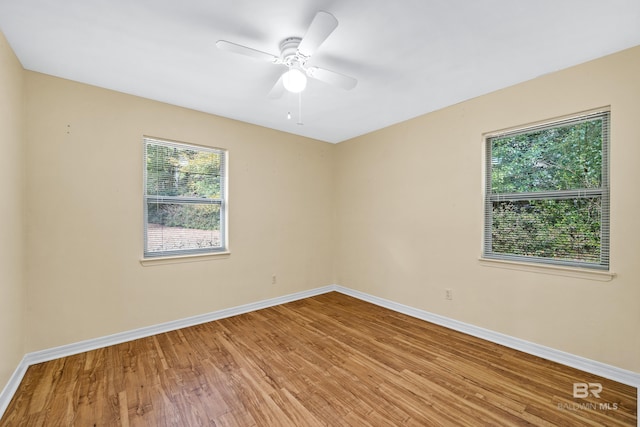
[24,285,335,366]
[334,285,640,388]
[2,283,638,421]
[0,356,29,419]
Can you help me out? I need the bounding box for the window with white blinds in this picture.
[484,110,610,270]
[144,137,227,258]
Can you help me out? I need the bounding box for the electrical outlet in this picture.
[272,274,277,285]
[445,288,453,300]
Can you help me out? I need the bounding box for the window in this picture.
[484,111,609,270]
[144,137,227,258]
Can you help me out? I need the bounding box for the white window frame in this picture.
[483,110,610,270]
[143,137,227,259]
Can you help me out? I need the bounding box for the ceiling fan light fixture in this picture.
[282,68,307,93]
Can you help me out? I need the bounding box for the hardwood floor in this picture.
[1,292,636,426]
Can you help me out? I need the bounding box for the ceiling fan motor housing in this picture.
[279,37,306,68]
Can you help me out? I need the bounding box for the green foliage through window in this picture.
[484,111,609,269]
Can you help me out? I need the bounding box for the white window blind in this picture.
[144,137,227,257]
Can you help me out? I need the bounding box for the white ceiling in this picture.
[1,0,639,143]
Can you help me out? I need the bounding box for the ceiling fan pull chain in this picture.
[297,92,303,126]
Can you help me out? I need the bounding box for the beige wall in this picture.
[335,46,640,372]
[24,72,335,352]
[0,32,26,390]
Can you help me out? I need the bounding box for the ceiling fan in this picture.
[216,11,357,98]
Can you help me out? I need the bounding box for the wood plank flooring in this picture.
[1,292,636,426]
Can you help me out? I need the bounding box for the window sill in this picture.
[140,251,230,266]
[478,257,616,282]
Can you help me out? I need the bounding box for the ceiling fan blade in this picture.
[297,11,338,58]
[307,67,357,90]
[216,40,280,63]
[268,75,285,99]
